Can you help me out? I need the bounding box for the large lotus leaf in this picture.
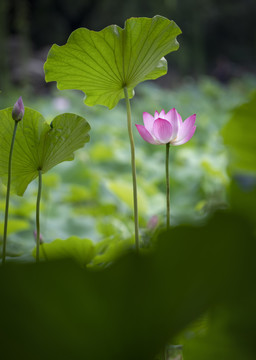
[44,16,181,109]
[0,108,90,196]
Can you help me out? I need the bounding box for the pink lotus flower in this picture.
[135,109,196,145]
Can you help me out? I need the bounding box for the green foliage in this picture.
[222,91,256,173]
[31,234,135,269]
[0,218,30,235]
[107,179,148,213]
[44,16,181,109]
[91,236,134,267]
[183,302,256,360]
[0,211,255,359]
[0,76,256,358]
[32,236,95,267]
[228,180,256,230]
[1,76,254,255]
[0,108,90,195]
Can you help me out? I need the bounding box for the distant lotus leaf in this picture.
[32,236,95,267]
[44,16,181,109]
[222,91,256,172]
[0,108,90,196]
[0,219,30,235]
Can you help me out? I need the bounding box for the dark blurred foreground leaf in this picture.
[229,180,256,229]
[0,211,255,360]
[184,301,256,360]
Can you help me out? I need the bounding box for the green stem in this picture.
[2,121,18,265]
[166,143,170,229]
[124,87,139,251]
[36,169,42,263]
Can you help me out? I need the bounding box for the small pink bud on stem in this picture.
[147,215,159,230]
[33,230,43,244]
[12,97,24,122]
[2,97,25,265]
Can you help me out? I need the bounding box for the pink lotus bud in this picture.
[33,230,43,244]
[12,97,24,122]
[147,215,159,230]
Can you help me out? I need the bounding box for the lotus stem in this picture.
[2,121,18,265]
[166,143,170,229]
[124,87,139,251]
[36,169,42,262]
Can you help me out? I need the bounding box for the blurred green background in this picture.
[0,0,255,259]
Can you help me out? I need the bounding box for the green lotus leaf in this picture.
[0,219,30,235]
[44,16,181,109]
[0,108,90,196]
[32,236,95,267]
[222,91,256,172]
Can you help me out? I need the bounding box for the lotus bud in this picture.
[147,215,158,230]
[33,230,44,244]
[12,97,24,122]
